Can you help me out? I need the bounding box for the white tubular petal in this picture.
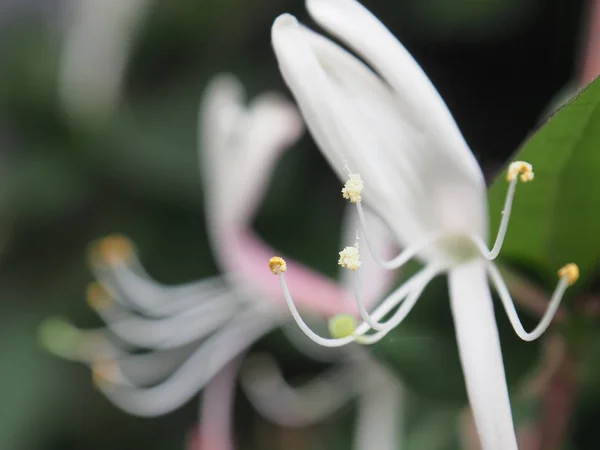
[59,0,151,122]
[93,261,229,317]
[96,305,279,417]
[199,74,304,235]
[272,13,488,258]
[112,345,199,386]
[92,292,240,349]
[448,261,517,450]
[306,0,482,181]
[354,371,403,450]
[240,354,359,427]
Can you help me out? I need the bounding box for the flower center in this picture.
[435,234,482,266]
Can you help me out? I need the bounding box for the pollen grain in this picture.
[506,161,534,183]
[342,173,364,203]
[86,282,112,310]
[338,245,361,271]
[269,256,287,275]
[558,263,579,286]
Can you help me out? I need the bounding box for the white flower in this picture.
[270,1,578,449]
[41,73,404,449]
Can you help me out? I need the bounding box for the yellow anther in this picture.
[86,282,112,310]
[88,234,134,267]
[269,256,287,275]
[506,161,534,183]
[92,358,118,386]
[341,173,364,203]
[328,314,357,338]
[338,244,361,271]
[558,263,579,286]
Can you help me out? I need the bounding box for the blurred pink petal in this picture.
[187,358,242,450]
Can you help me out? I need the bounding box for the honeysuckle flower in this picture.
[270,1,579,449]
[41,74,404,448]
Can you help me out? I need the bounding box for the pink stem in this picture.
[187,357,243,450]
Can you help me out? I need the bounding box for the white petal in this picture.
[240,354,360,427]
[354,367,403,450]
[97,305,279,416]
[448,260,517,450]
[59,0,151,123]
[199,74,304,233]
[272,13,488,256]
[306,0,483,181]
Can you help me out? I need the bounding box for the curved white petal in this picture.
[271,13,488,261]
[199,74,304,233]
[59,0,151,122]
[448,260,517,450]
[240,353,359,427]
[354,369,403,450]
[306,0,483,182]
[96,305,279,417]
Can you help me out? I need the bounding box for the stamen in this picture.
[341,173,363,203]
[86,282,113,310]
[356,202,438,270]
[558,263,579,286]
[269,256,287,274]
[338,244,361,271]
[506,161,534,183]
[328,314,357,338]
[354,265,439,345]
[350,268,413,331]
[478,160,535,260]
[271,253,440,348]
[487,262,577,342]
[89,234,135,267]
[271,258,356,347]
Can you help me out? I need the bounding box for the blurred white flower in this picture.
[270,1,579,449]
[58,0,152,123]
[41,73,404,450]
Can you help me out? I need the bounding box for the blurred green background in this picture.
[0,0,595,449]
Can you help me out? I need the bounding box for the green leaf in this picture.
[487,78,600,285]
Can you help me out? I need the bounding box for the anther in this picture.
[328,314,357,338]
[338,244,361,271]
[92,358,118,386]
[341,173,364,203]
[558,263,579,286]
[506,161,534,183]
[269,256,287,275]
[89,234,134,267]
[86,282,112,310]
